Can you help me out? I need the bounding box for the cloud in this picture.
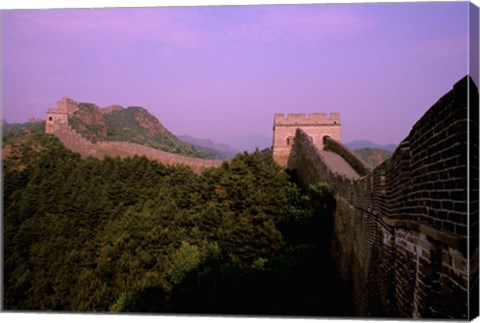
[226,6,375,43]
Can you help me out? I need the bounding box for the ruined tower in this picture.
[272,113,341,167]
[45,97,78,134]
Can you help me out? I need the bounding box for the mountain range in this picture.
[353,147,393,168]
[2,119,44,134]
[221,133,272,152]
[67,102,231,160]
[178,135,239,159]
[346,140,397,152]
[3,105,397,167]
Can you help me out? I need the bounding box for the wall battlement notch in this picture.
[274,113,340,126]
[272,112,342,168]
[44,97,222,172]
[57,97,79,114]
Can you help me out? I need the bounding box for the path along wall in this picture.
[52,124,222,173]
[291,76,478,319]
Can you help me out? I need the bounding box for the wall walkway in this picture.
[52,124,222,172]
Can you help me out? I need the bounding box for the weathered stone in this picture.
[274,76,476,319]
[272,112,341,168]
[45,99,222,173]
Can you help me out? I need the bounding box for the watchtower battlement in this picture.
[44,97,222,172]
[274,113,340,126]
[57,97,79,114]
[272,112,342,168]
[45,97,78,134]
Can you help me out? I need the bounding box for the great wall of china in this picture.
[45,98,222,172]
[45,76,478,319]
[277,76,478,319]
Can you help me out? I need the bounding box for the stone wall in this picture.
[273,113,341,168]
[57,97,79,114]
[469,73,479,318]
[45,110,69,134]
[46,97,222,172]
[291,76,477,319]
[50,120,222,173]
[323,136,372,176]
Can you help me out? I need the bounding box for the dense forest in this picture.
[3,127,354,315]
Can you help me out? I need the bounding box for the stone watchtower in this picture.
[272,113,341,167]
[45,97,79,134]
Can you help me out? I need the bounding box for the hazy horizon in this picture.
[2,2,474,149]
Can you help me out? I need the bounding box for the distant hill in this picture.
[2,119,45,134]
[354,147,392,168]
[347,140,397,152]
[68,102,226,159]
[2,121,51,170]
[224,133,272,152]
[178,135,239,160]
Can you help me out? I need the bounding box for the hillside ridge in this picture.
[45,97,223,172]
[68,101,225,159]
[353,147,392,168]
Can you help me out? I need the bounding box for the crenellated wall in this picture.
[51,124,222,172]
[57,97,79,114]
[289,76,477,319]
[323,136,372,176]
[46,101,222,172]
[274,112,341,125]
[469,71,480,318]
[273,112,342,168]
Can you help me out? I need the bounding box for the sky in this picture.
[1,1,476,150]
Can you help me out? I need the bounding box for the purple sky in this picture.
[2,2,473,149]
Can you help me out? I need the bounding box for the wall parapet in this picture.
[295,76,472,238]
[47,109,68,114]
[323,136,372,176]
[273,112,342,167]
[46,110,222,172]
[291,75,476,319]
[274,112,340,125]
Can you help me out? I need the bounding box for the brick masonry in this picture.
[45,98,222,173]
[469,71,479,318]
[283,76,478,319]
[273,113,341,168]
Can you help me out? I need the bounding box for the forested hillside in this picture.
[3,128,353,315]
[69,103,226,159]
[354,147,392,168]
